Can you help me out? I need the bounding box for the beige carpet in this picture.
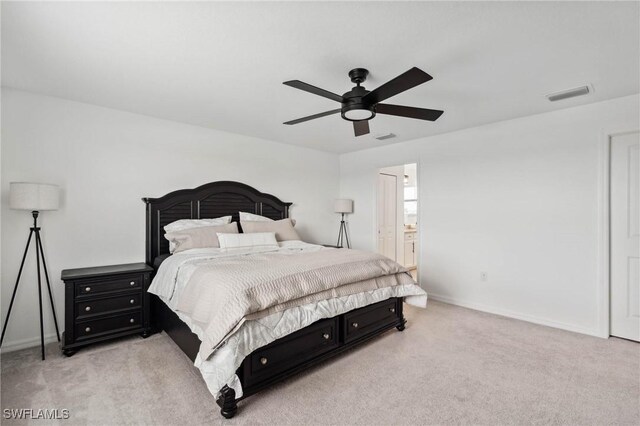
[1,301,638,425]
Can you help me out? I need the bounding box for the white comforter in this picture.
[148,241,428,397]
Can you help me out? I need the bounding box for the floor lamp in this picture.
[0,182,61,360]
[334,199,353,248]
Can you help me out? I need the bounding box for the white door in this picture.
[377,173,397,260]
[610,131,640,341]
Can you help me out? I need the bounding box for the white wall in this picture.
[340,94,640,337]
[0,88,340,350]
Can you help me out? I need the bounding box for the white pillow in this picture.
[240,211,296,226]
[164,216,232,233]
[217,232,279,250]
[164,216,232,252]
[240,212,272,222]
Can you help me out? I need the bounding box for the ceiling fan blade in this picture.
[353,120,370,137]
[283,108,341,125]
[363,67,433,104]
[376,103,444,121]
[283,80,344,103]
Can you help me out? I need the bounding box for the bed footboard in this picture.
[222,297,405,418]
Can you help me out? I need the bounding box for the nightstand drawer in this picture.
[75,274,142,297]
[75,312,142,341]
[76,294,141,319]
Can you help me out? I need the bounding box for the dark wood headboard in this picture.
[142,181,292,264]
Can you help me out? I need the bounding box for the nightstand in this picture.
[60,263,153,356]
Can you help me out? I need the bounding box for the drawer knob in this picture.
[85,286,91,292]
[129,318,135,324]
[85,327,91,333]
[130,281,135,286]
[389,308,395,313]
[85,306,91,312]
[130,299,135,304]
[352,322,359,328]
[323,333,330,340]
[260,357,268,365]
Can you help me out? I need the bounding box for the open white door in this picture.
[377,173,397,260]
[610,131,640,341]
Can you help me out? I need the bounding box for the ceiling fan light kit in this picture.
[283,67,444,137]
[341,68,375,122]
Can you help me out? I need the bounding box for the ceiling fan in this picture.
[283,67,443,137]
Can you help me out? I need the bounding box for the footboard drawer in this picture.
[243,317,339,387]
[343,298,400,342]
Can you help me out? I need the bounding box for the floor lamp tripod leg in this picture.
[36,231,60,342]
[344,221,350,249]
[0,229,34,347]
[35,230,46,360]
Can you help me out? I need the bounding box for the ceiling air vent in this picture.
[546,85,591,102]
[375,133,396,141]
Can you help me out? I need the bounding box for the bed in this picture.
[143,181,427,418]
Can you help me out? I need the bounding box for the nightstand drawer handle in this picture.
[352,322,358,328]
[85,286,91,292]
[129,281,135,286]
[260,357,268,365]
[129,318,135,324]
[389,308,395,313]
[323,333,330,340]
[85,327,91,333]
[130,299,135,304]
[85,306,91,312]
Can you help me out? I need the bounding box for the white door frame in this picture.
[374,162,420,282]
[597,128,640,338]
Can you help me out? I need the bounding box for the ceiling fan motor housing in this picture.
[341,84,375,121]
[348,68,369,85]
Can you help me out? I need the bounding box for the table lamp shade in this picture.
[9,182,60,211]
[334,199,353,214]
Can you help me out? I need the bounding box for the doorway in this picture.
[377,163,418,280]
[610,131,640,342]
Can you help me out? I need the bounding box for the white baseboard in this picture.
[0,333,59,354]
[428,293,601,338]
[0,297,602,352]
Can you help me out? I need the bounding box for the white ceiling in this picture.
[2,1,639,153]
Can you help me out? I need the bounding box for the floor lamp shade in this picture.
[334,199,353,214]
[10,183,59,211]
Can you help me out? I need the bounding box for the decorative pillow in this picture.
[165,222,238,253]
[240,218,300,241]
[239,212,296,226]
[217,232,279,250]
[164,216,232,252]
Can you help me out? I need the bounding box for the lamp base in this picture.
[0,211,61,360]
[336,213,351,249]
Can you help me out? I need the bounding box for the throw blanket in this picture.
[175,249,413,358]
